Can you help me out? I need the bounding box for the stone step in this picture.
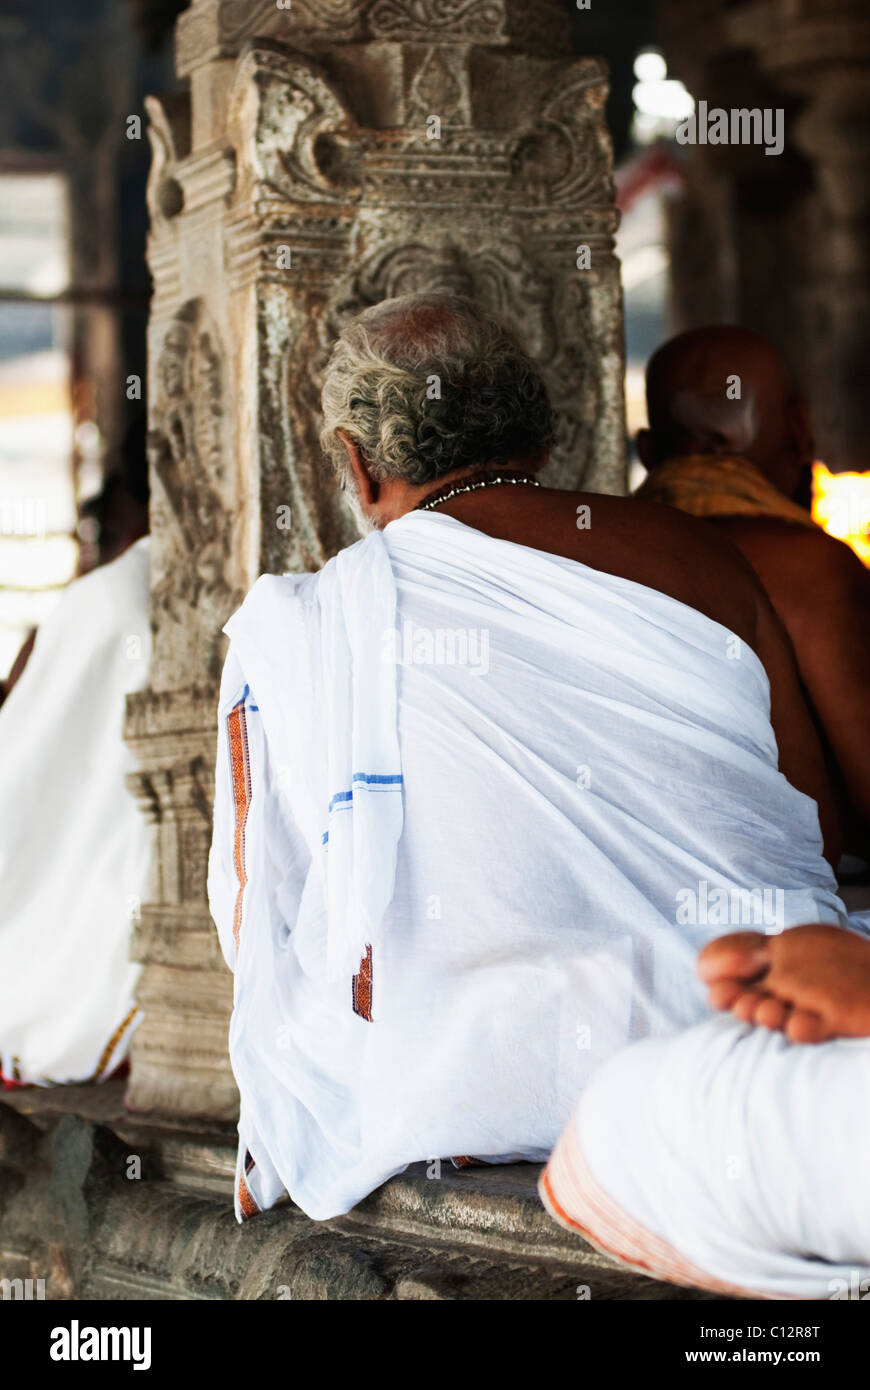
[0,1085,726,1300]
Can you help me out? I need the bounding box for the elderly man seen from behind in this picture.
[208,292,863,1289]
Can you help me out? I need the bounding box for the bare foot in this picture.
[697,924,870,1044]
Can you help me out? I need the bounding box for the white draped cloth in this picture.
[542,1011,870,1298]
[208,510,850,1222]
[0,538,151,1085]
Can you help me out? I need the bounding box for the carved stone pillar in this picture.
[126,0,626,1119]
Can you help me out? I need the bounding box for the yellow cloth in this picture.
[635,454,817,529]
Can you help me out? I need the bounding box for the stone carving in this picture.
[148,300,239,681]
[406,46,469,126]
[144,94,187,224]
[367,0,570,52]
[362,131,509,204]
[509,67,611,208]
[176,0,569,76]
[124,681,238,1117]
[355,59,614,216]
[221,0,367,48]
[369,0,504,42]
[258,287,359,575]
[230,42,361,206]
[330,239,470,317]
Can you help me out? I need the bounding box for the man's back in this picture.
[431,485,842,862]
[711,514,870,853]
[635,457,870,854]
[633,322,870,855]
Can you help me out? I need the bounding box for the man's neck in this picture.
[373,457,544,526]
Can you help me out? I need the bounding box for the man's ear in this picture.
[337,430,379,506]
[636,428,654,470]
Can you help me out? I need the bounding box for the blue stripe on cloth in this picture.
[322,774,403,849]
[231,684,258,712]
[327,776,403,814]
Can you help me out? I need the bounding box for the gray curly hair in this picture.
[320,291,555,487]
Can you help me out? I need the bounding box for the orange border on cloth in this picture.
[93,1006,140,1080]
[1,1009,140,1088]
[352,944,373,1021]
[227,701,252,952]
[540,1120,780,1300]
[238,1172,259,1221]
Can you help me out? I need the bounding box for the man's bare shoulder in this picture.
[573,489,745,551]
[536,488,763,639]
[564,488,760,585]
[713,516,870,604]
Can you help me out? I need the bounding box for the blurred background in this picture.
[0,0,183,679]
[0,0,867,682]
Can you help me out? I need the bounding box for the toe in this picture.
[731,989,766,1024]
[785,1009,829,1045]
[755,996,789,1032]
[708,979,746,1011]
[698,932,770,985]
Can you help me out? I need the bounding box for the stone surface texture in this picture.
[0,1090,725,1301]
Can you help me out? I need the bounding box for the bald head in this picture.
[350,293,470,363]
[640,325,813,500]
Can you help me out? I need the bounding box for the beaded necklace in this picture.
[415,465,541,512]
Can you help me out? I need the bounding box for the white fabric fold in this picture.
[550,1011,870,1298]
[219,529,403,982]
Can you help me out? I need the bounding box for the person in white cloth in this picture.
[542,922,870,1299]
[208,290,859,1231]
[0,532,151,1085]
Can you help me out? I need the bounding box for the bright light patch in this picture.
[621,244,670,292]
[633,51,668,84]
[632,79,695,122]
[0,173,70,296]
[812,462,870,566]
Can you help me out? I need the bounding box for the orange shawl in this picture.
[635,454,817,529]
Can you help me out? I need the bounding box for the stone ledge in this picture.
[0,1085,726,1300]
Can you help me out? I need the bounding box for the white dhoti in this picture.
[542,1013,870,1298]
[208,510,851,1222]
[0,538,151,1085]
